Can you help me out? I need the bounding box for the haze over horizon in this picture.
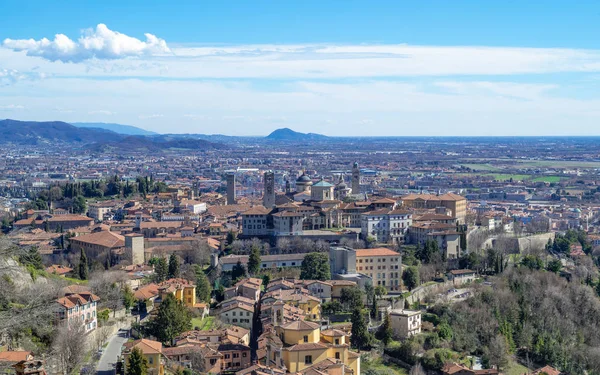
[2,1,600,136]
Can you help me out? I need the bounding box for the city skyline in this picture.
[2,1,600,136]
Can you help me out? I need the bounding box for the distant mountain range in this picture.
[266,128,328,140]
[0,119,224,151]
[71,122,157,136]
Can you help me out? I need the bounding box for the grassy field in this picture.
[461,164,502,171]
[504,359,530,375]
[362,356,408,375]
[485,174,531,182]
[531,176,564,183]
[191,316,215,330]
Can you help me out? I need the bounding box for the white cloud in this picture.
[0,68,45,86]
[3,24,170,63]
[54,107,74,113]
[0,104,25,110]
[138,114,163,119]
[88,110,115,115]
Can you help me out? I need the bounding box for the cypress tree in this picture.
[79,249,89,280]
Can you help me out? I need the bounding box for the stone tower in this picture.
[226,173,236,205]
[125,233,145,265]
[351,162,360,194]
[263,171,276,208]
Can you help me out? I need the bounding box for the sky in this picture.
[1,0,600,136]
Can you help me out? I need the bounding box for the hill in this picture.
[88,135,226,152]
[71,122,157,136]
[266,128,328,141]
[0,119,123,145]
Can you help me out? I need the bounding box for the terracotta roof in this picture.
[0,351,32,362]
[355,247,400,257]
[70,231,125,249]
[281,320,320,331]
[533,366,561,375]
[320,329,346,337]
[123,338,163,355]
[284,342,328,352]
[46,264,73,275]
[134,283,160,300]
[242,206,271,215]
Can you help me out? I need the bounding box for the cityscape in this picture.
[2,2,600,375]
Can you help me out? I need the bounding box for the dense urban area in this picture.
[2,121,600,375]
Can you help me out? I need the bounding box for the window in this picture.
[242,353,247,358]
[335,352,340,359]
[148,357,153,364]
[305,356,312,364]
[225,354,230,359]
[233,353,239,358]
[335,339,340,345]
[210,359,217,365]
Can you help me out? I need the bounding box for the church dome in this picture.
[296,174,312,184]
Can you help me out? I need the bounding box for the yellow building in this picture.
[277,322,360,375]
[263,289,322,321]
[401,192,467,224]
[268,305,360,375]
[355,248,402,290]
[122,339,165,375]
[158,278,197,308]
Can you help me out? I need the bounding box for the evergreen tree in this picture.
[402,266,419,291]
[300,252,331,281]
[376,313,393,346]
[194,265,212,303]
[248,245,261,275]
[122,285,136,312]
[168,253,180,279]
[126,347,148,375]
[154,257,168,283]
[148,294,192,344]
[262,273,271,287]
[371,296,377,319]
[350,307,372,351]
[78,249,88,280]
[19,246,44,270]
[232,260,247,281]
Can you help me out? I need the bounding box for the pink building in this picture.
[56,292,100,332]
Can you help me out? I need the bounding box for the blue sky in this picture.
[1,1,600,135]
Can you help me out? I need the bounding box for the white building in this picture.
[389,309,421,339]
[361,209,413,244]
[241,206,271,236]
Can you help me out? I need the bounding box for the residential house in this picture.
[389,309,421,339]
[56,292,100,332]
[122,339,164,375]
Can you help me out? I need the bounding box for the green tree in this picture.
[122,285,136,312]
[168,253,180,279]
[72,196,87,214]
[248,245,261,275]
[232,260,247,281]
[126,347,148,375]
[226,231,237,247]
[262,273,271,287]
[78,249,89,280]
[437,321,453,340]
[194,265,212,303]
[546,259,562,273]
[300,252,331,281]
[374,285,387,299]
[154,257,168,283]
[350,307,372,351]
[19,246,44,270]
[402,266,419,291]
[340,287,364,310]
[376,313,393,346]
[148,294,192,344]
[520,255,543,270]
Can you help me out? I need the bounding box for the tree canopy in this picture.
[300,252,331,281]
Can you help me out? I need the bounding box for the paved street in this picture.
[96,329,129,375]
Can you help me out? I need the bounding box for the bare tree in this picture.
[189,347,207,374]
[95,325,112,350]
[183,239,212,265]
[52,320,88,375]
[88,270,128,315]
[409,363,426,375]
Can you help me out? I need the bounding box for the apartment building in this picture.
[56,292,100,333]
[355,248,402,290]
[401,192,467,224]
[361,209,413,244]
[389,309,422,339]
